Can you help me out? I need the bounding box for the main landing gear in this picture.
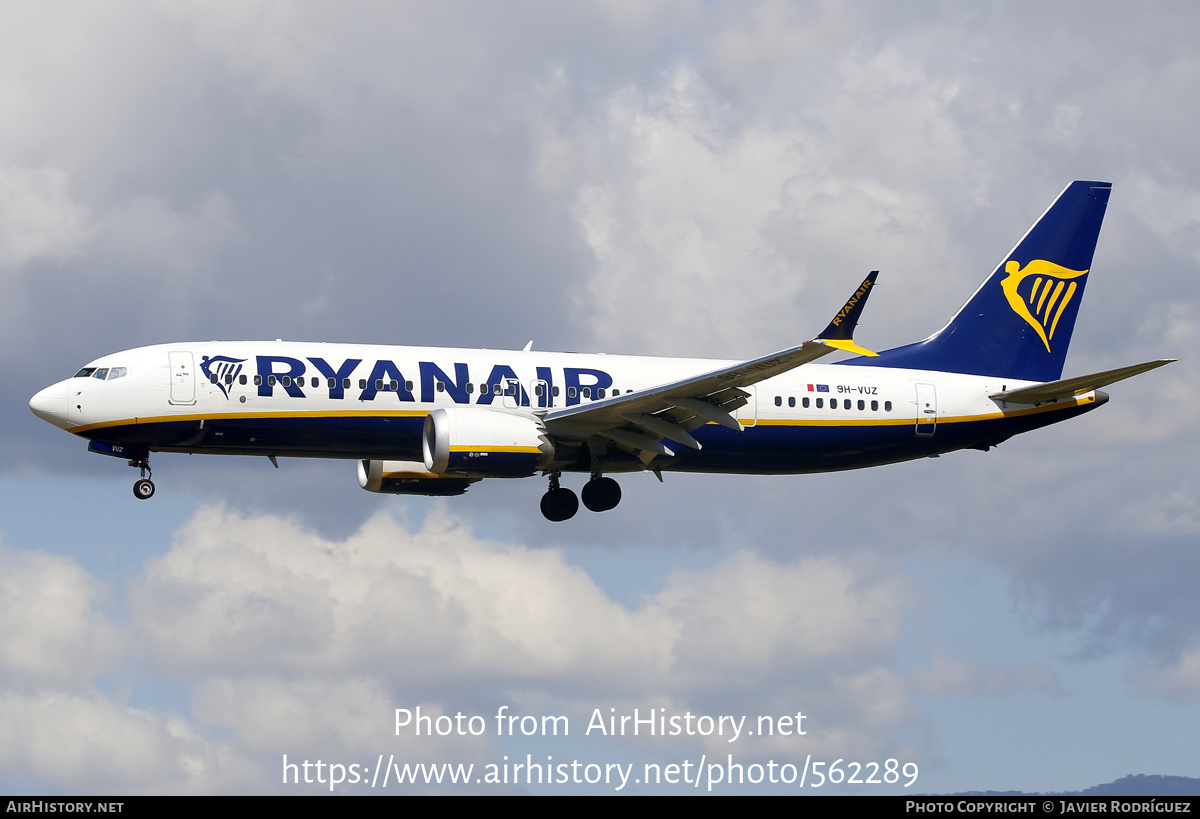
[130,458,155,500]
[540,472,622,521]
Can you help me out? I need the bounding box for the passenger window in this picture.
[342,378,350,389]
[255,375,263,386]
[816,398,823,408]
[857,399,864,410]
[612,389,619,396]
[406,381,414,392]
[327,377,335,388]
[843,399,851,410]
[802,397,809,408]
[597,388,606,398]
[582,387,591,399]
[466,382,474,394]
[535,384,544,397]
[240,375,247,385]
[375,379,383,390]
[885,401,892,411]
[553,386,560,396]
[436,382,445,392]
[282,376,292,387]
[480,383,489,395]
[225,374,234,385]
[567,387,577,398]
[268,375,276,386]
[358,379,366,389]
[774,396,782,407]
[209,373,218,384]
[871,400,878,411]
[389,380,399,391]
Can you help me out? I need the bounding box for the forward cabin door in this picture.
[169,351,196,405]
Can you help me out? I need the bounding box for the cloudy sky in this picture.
[3,0,1198,794]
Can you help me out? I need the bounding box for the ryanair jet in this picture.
[29,181,1172,521]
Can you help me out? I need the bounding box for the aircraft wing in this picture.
[989,359,1175,404]
[543,272,879,461]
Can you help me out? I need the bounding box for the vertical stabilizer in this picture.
[846,181,1111,382]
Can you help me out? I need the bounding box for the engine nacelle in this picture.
[423,407,555,478]
[357,459,477,496]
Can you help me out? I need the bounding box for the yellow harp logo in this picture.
[1000,259,1088,353]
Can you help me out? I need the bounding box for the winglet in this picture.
[817,270,879,357]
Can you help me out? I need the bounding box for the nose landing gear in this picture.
[130,458,155,500]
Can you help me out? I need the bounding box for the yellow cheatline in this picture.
[68,408,430,434]
[448,445,542,454]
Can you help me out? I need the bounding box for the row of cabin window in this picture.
[774,395,892,412]
[210,372,621,399]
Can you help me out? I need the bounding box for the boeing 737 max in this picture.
[29,181,1172,520]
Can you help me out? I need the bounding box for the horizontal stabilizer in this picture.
[990,359,1175,404]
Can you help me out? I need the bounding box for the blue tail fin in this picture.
[845,181,1111,382]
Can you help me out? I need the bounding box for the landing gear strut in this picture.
[540,472,578,521]
[130,458,155,500]
[581,475,621,512]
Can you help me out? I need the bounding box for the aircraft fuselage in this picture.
[32,340,1103,475]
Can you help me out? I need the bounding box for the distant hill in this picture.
[952,774,1200,796]
[1075,775,1200,796]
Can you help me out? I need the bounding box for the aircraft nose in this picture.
[30,382,70,429]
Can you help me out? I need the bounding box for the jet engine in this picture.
[357,459,477,496]
[422,407,555,478]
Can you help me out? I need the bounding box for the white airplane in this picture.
[30,181,1172,521]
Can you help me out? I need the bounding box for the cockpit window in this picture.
[92,368,109,380]
[108,367,127,380]
[74,368,97,378]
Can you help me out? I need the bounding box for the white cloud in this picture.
[0,691,254,794]
[0,547,120,687]
[132,505,674,682]
[125,504,920,765]
[547,59,975,359]
[1132,641,1200,702]
[0,164,93,271]
[1127,174,1200,266]
[192,676,483,762]
[911,650,1063,698]
[97,191,238,278]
